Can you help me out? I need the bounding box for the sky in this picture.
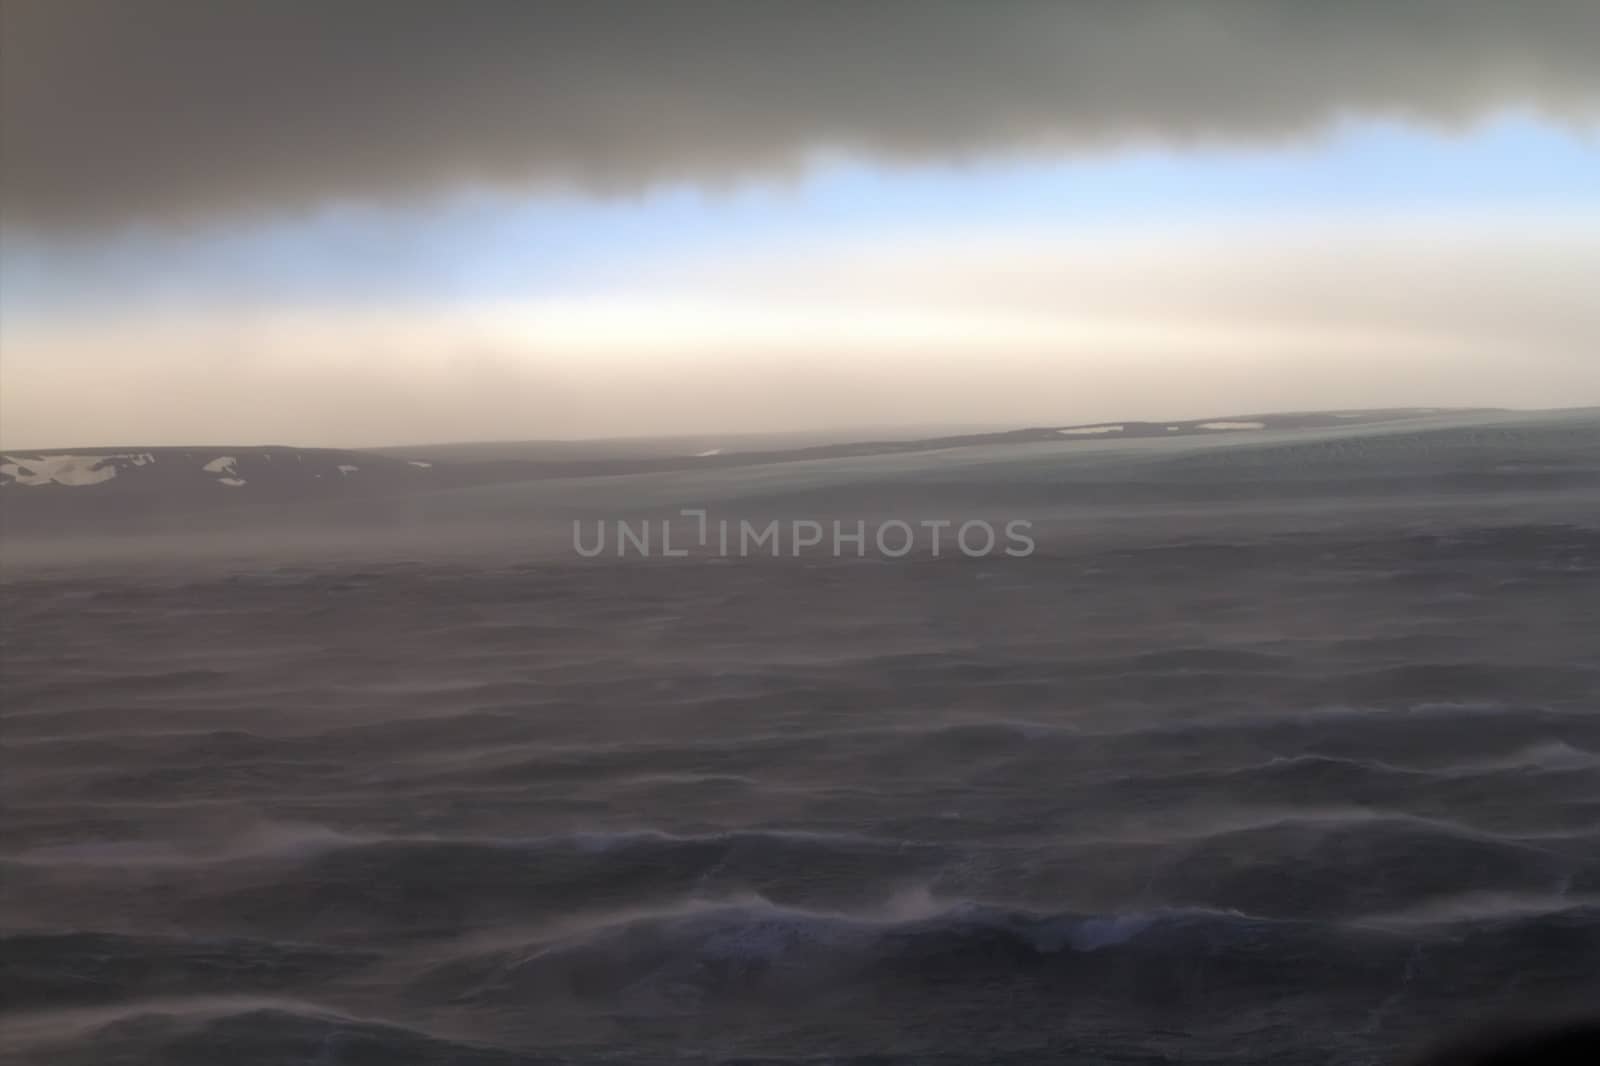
[2,2,1598,448]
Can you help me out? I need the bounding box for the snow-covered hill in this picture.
[1,446,429,495]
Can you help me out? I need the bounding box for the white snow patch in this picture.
[1166,426,1183,431]
[200,455,248,485]
[337,464,359,475]
[694,448,723,457]
[407,460,432,468]
[1198,421,1265,431]
[1,453,151,487]
[1057,425,1124,436]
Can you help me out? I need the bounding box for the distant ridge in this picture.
[0,408,1546,534]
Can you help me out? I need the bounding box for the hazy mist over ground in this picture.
[5,408,1599,1064]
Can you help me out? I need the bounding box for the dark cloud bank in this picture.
[4,0,1599,230]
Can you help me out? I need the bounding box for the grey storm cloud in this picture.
[4,0,1599,230]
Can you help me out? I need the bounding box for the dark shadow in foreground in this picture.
[1410,1017,1600,1066]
